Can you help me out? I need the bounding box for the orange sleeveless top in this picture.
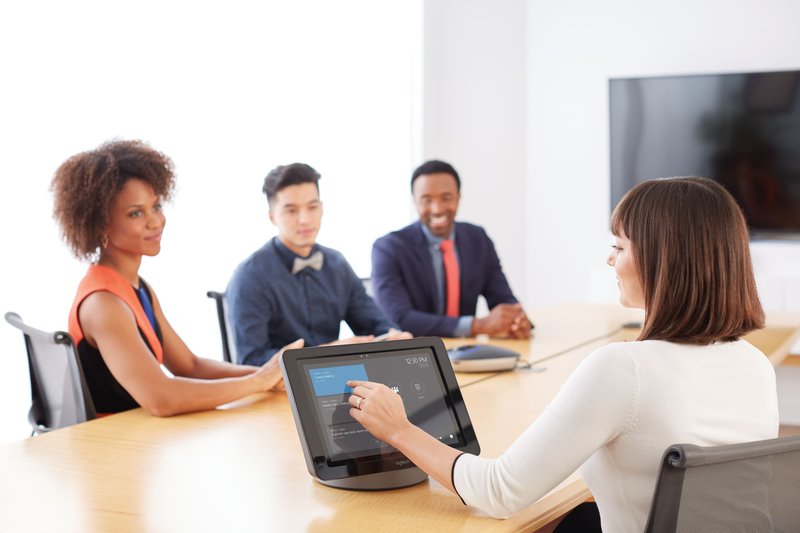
[69,264,164,364]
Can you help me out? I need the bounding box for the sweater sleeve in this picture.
[453,343,640,518]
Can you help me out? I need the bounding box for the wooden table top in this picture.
[0,303,797,533]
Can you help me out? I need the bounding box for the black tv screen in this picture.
[610,70,800,237]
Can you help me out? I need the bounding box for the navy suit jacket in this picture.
[371,221,518,337]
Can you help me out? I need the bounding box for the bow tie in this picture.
[292,250,324,274]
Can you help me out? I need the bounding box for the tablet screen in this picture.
[281,337,479,483]
[303,346,462,463]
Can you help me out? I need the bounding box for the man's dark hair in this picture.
[410,160,460,193]
[262,163,321,205]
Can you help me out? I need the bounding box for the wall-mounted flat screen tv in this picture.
[610,70,800,238]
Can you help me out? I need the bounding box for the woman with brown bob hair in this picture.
[611,176,764,344]
[52,139,302,417]
[341,177,778,532]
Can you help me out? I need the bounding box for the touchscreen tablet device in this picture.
[280,337,480,490]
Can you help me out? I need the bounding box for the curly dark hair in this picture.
[51,139,176,260]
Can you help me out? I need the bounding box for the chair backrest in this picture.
[644,435,800,532]
[4,311,96,435]
[206,291,237,363]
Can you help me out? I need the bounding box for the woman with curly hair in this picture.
[52,139,302,416]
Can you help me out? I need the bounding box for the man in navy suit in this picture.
[371,160,532,338]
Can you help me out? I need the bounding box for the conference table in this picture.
[1,304,798,533]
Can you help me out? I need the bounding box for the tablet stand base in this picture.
[317,467,428,490]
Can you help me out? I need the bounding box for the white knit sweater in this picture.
[453,339,779,532]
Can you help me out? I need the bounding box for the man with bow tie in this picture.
[226,163,409,366]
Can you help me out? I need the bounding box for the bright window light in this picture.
[0,0,422,444]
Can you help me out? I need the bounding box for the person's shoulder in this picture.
[381,222,420,241]
[717,339,773,367]
[455,221,486,232]
[229,241,281,286]
[455,221,492,241]
[729,338,767,356]
[730,340,776,378]
[592,339,681,360]
[79,290,137,332]
[582,341,641,372]
[317,244,348,266]
[238,241,279,268]
[374,222,420,249]
[588,341,636,358]
[587,339,745,370]
[558,342,640,392]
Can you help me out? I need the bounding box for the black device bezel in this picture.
[280,337,480,481]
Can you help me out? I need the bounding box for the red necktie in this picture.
[440,239,460,317]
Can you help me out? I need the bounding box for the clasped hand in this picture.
[473,303,533,339]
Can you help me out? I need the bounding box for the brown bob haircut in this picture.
[51,139,175,261]
[611,176,764,345]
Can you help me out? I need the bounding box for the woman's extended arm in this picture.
[347,345,638,518]
[80,290,302,417]
[347,381,463,492]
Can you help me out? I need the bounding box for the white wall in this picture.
[422,0,528,306]
[524,0,800,330]
[525,0,800,426]
[422,0,800,424]
[0,1,422,445]
[421,0,800,331]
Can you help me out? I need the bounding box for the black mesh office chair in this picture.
[4,312,96,435]
[206,291,236,363]
[644,434,800,532]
